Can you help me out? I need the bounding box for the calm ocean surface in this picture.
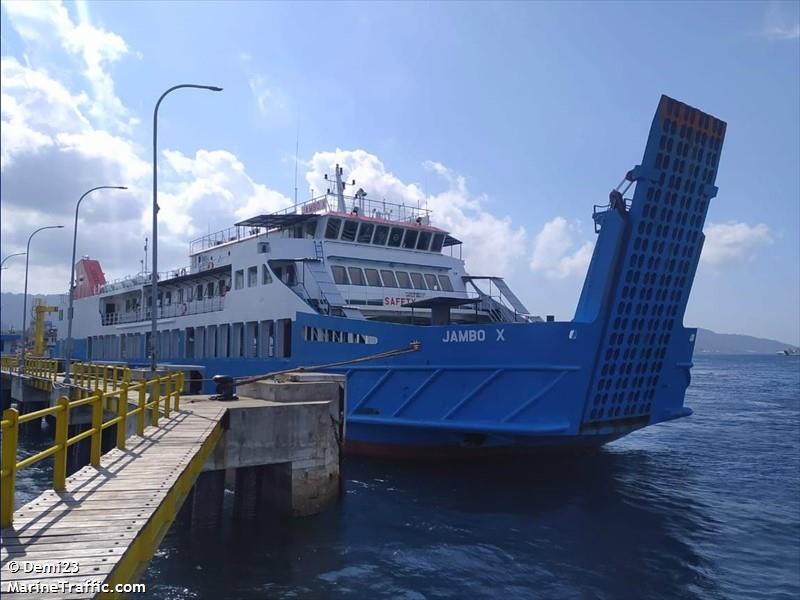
[12,354,800,599]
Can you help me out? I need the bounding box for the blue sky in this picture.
[1,1,798,344]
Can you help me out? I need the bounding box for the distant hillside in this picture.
[1,293,65,332]
[694,328,798,355]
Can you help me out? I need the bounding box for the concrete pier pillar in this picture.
[186,469,225,528]
[258,462,292,514]
[233,465,260,520]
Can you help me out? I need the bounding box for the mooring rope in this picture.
[233,340,422,385]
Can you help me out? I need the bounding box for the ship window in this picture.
[166,291,172,305]
[206,282,215,298]
[178,289,184,303]
[417,231,432,251]
[431,233,445,252]
[341,220,358,242]
[424,274,439,290]
[364,268,381,286]
[373,225,389,245]
[402,229,419,249]
[218,280,227,295]
[331,265,349,285]
[357,223,375,243]
[262,264,272,284]
[325,218,342,239]
[437,274,454,292]
[410,272,426,289]
[348,267,366,286]
[388,227,404,247]
[247,266,258,287]
[196,284,204,300]
[396,271,412,288]
[258,242,269,253]
[235,269,244,289]
[380,269,398,287]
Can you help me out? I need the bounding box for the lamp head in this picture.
[209,86,223,92]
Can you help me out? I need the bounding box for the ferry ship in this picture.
[54,95,726,456]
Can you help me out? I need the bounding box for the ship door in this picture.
[277,318,292,358]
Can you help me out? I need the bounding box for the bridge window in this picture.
[325,218,342,239]
[396,271,412,289]
[341,220,358,242]
[431,233,445,252]
[347,267,366,286]
[357,222,375,243]
[196,284,204,301]
[388,227,404,247]
[373,225,389,245]
[331,265,349,285]
[402,229,419,249]
[247,266,258,287]
[424,274,440,290]
[165,291,172,305]
[262,264,272,284]
[235,269,244,289]
[437,274,454,292]
[206,282,215,298]
[364,268,381,286]
[410,272,426,289]
[380,269,398,287]
[417,231,432,251]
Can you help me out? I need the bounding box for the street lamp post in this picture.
[21,225,64,373]
[64,186,128,384]
[150,83,222,374]
[0,252,26,296]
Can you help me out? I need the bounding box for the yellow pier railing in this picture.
[0,369,184,528]
[0,356,59,391]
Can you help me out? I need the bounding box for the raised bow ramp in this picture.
[575,95,727,431]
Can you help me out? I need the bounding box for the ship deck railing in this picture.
[99,264,213,296]
[101,297,226,326]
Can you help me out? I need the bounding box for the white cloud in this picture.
[305,149,527,276]
[530,217,593,279]
[2,0,134,131]
[248,74,286,116]
[156,148,292,249]
[701,222,772,267]
[760,1,800,40]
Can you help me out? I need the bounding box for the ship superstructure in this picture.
[56,96,726,456]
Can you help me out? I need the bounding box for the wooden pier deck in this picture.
[1,403,226,599]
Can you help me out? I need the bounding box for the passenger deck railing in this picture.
[0,365,184,528]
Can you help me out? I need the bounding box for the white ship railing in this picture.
[101,297,225,325]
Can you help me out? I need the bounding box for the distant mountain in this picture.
[1,293,65,332]
[694,328,798,355]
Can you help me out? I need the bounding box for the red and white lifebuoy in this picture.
[180,303,188,315]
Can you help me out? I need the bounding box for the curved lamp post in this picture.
[0,252,26,297]
[64,186,128,384]
[150,84,222,373]
[21,225,64,373]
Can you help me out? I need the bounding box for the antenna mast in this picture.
[294,125,299,204]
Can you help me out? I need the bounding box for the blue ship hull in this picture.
[60,96,725,457]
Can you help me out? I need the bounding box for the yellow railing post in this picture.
[163,376,171,418]
[151,378,160,427]
[90,392,103,466]
[53,397,70,491]
[116,381,129,450]
[137,382,146,436]
[1,408,19,528]
[102,366,109,394]
[174,372,183,411]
